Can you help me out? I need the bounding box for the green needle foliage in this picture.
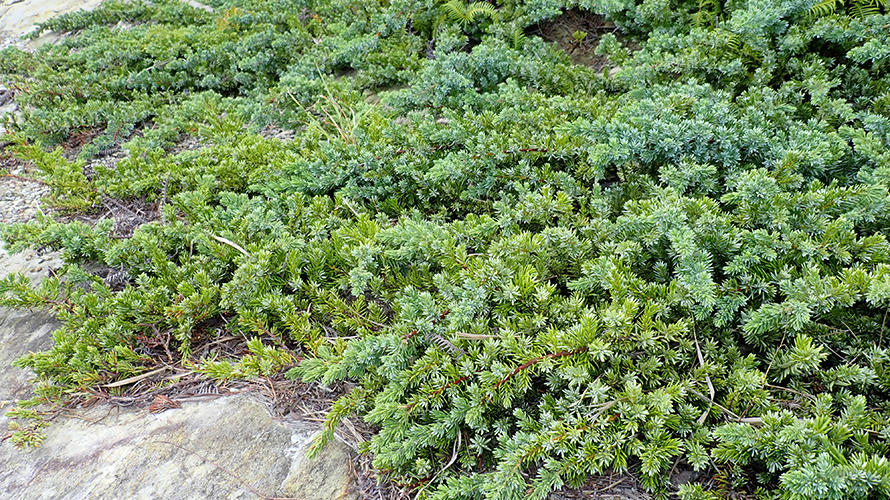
[2,0,890,498]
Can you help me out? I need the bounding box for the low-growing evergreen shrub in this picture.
[3,0,890,498]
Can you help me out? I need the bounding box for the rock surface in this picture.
[0,394,355,500]
[0,248,62,412]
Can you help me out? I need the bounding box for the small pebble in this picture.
[0,169,50,225]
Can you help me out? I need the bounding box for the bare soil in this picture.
[528,9,640,70]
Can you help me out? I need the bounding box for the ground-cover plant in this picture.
[3,0,890,498]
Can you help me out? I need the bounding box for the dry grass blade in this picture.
[455,332,498,339]
[412,431,461,499]
[210,233,252,259]
[693,327,715,426]
[102,366,170,388]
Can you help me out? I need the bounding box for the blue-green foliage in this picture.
[3,0,890,498]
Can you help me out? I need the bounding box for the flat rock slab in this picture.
[0,248,63,407]
[0,394,356,499]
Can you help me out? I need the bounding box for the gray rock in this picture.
[0,394,356,499]
[0,248,63,409]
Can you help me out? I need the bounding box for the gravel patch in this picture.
[0,159,50,225]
